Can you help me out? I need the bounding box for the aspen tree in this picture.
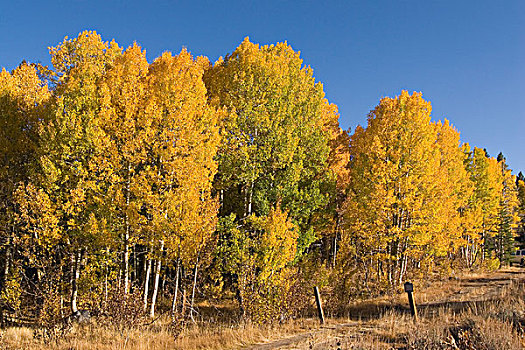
[342,91,445,288]
[36,31,120,312]
[98,43,149,295]
[0,63,50,308]
[216,205,298,322]
[144,50,220,317]
[205,38,338,252]
[432,120,473,266]
[205,38,341,318]
[465,148,503,264]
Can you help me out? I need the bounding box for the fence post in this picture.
[404,281,418,322]
[313,286,325,325]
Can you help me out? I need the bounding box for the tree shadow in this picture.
[339,297,506,321]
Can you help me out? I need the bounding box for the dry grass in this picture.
[175,318,320,349]
[0,317,321,350]
[0,322,175,350]
[1,269,525,349]
[378,278,525,349]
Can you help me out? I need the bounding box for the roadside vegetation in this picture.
[1,269,524,349]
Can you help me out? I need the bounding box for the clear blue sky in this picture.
[1,0,523,173]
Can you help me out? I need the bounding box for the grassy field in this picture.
[1,268,524,349]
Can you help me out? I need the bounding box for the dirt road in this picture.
[246,268,525,349]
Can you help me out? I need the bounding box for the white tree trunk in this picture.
[190,257,199,323]
[149,240,164,318]
[124,162,132,295]
[143,256,152,312]
[70,250,81,313]
[171,259,180,318]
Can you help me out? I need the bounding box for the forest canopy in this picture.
[0,31,523,324]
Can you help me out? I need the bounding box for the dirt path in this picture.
[246,268,525,350]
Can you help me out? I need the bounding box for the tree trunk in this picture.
[398,253,407,285]
[332,233,338,268]
[181,287,187,318]
[190,257,199,323]
[247,181,254,216]
[142,249,148,285]
[124,162,132,295]
[171,259,180,318]
[124,234,129,294]
[105,270,108,303]
[102,247,108,304]
[70,250,81,314]
[131,245,137,292]
[149,240,164,318]
[0,242,10,292]
[481,228,486,263]
[143,255,152,312]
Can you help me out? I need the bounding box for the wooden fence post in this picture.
[404,281,418,322]
[313,286,325,325]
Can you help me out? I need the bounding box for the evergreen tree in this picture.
[495,154,519,265]
[515,175,525,248]
[516,171,524,187]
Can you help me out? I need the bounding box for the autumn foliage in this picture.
[0,31,522,327]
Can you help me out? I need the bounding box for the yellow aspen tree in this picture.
[0,63,50,310]
[432,120,473,268]
[36,31,121,313]
[218,205,298,323]
[342,91,444,289]
[98,42,149,296]
[143,49,220,318]
[457,144,484,267]
[99,46,220,317]
[464,147,503,266]
[321,103,351,267]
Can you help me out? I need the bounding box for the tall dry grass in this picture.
[0,316,321,350]
[1,272,524,349]
[397,279,525,349]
